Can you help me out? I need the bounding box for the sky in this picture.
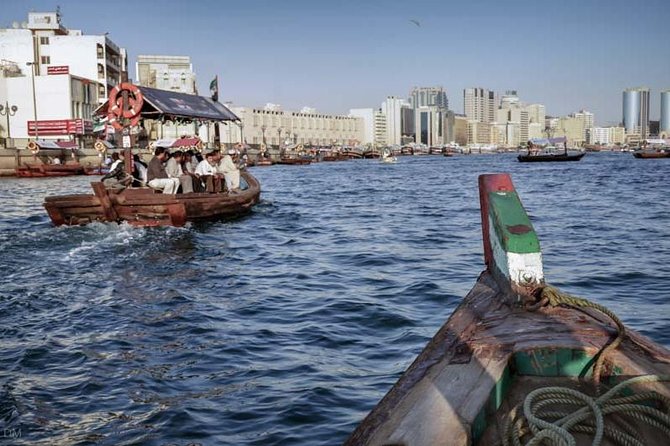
[3,0,670,125]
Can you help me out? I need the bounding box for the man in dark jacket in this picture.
[147,147,180,194]
[101,151,133,191]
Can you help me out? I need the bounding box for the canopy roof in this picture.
[530,136,567,146]
[96,86,239,123]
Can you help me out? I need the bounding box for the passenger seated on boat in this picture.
[166,151,194,193]
[101,151,133,191]
[195,151,223,193]
[147,147,180,194]
[133,154,148,186]
[218,149,241,192]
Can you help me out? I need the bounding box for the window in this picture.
[40,36,49,45]
[40,56,50,64]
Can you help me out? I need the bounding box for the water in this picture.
[0,152,668,445]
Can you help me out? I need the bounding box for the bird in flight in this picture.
[409,19,421,27]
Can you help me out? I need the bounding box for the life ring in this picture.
[108,82,144,119]
[94,140,107,153]
[27,140,39,154]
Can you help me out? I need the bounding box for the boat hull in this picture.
[517,153,585,162]
[633,150,670,159]
[16,163,86,177]
[43,171,261,227]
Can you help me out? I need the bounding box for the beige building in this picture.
[453,115,468,145]
[221,106,364,147]
[136,55,196,94]
[467,120,493,145]
[464,87,496,124]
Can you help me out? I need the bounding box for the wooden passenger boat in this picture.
[363,149,380,159]
[275,158,311,165]
[44,171,260,227]
[346,173,670,446]
[633,149,670,159]
[518,152,585,162]
[16,162,86,177]
[341,150,363,159]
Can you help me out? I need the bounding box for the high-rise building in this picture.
[464,87,496,124]
[382,96,408,146]
[349,108,375,145]
[408,86,448,110]
[660,90,670,135]
[622,87,650,138]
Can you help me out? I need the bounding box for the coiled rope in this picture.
[502,285,670,445]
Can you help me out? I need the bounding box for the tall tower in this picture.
[408,86,448,110]
[660,90,670,135]
[623,87,650,138]
[464,87,496,123]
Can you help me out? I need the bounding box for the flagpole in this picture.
[212,75,221,148]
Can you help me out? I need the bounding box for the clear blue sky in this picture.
[4,0,670,125]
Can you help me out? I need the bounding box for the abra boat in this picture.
[17,162,86,177]
[44,170,260,227]
[346,173,670,446]
[517,152,585,162]
[518,137,586,163]
[632,139,670,158]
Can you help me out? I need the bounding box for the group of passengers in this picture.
[102,147,242,194]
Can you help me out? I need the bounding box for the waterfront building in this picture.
[528,122,544,140]
[464,87,496,124]
[467,120,493,145]
[415,106,447,146]
[660,90,670,135]
[222,106,364,148]
[136,55,196,94]
[622,87,650,139]
[452,114,468,146]
[585,126,624,146]
[400,106,415,143]
[374,109,387,146]
[0,10,126,146]
[349,108,375,145]
[557,115,586,146]
[0,73,99,145]
[0,11,127,103]
[382,96,408,146]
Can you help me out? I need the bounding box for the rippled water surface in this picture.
[0,152,669,445]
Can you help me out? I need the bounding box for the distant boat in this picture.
[632,139,670,158]
[518,137,585,162]
[346,173,670,446]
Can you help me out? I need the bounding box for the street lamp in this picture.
[260,125,266,145]
[238,121,244,145]
[277,127,282,149]
[0,102,18,149]
[26,62,38,141]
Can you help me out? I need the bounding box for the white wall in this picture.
[349,108,374,144]
[0,29,34,75]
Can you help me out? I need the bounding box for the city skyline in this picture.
[3,0,669,125]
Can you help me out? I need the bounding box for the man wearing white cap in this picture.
[218,148,240,192]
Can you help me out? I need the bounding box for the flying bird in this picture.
[409,19,421,27]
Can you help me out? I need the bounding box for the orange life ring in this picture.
[27,140,39,154]
[107,82,144,119]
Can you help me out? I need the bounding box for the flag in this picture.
[209,76,219,102]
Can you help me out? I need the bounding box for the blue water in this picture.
[0,152,668,445]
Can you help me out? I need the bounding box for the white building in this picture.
[221,106,364,148]
[382,96,407,146]
[374,109,387,146]
[0,12,127,104]
[136,55,196,94]
[0,73,99,144]
[349,108,375,145]
[0,10,126,146]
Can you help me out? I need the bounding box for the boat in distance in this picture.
[44,171,261,227]
[346,173,670,446]
[517,152,585,162]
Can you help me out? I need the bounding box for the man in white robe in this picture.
[218,149,241,191]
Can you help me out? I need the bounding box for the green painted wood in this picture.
[488,191,541,254]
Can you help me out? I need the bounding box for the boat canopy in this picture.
[95,86,240,123]
[530,136,566,146]
[645,138,670,145]
[22,139,78,150]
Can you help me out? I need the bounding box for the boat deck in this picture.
[346,272,670,445]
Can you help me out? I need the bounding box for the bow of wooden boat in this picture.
[346,173,670,446]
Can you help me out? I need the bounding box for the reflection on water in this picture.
[0,153,668,445]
